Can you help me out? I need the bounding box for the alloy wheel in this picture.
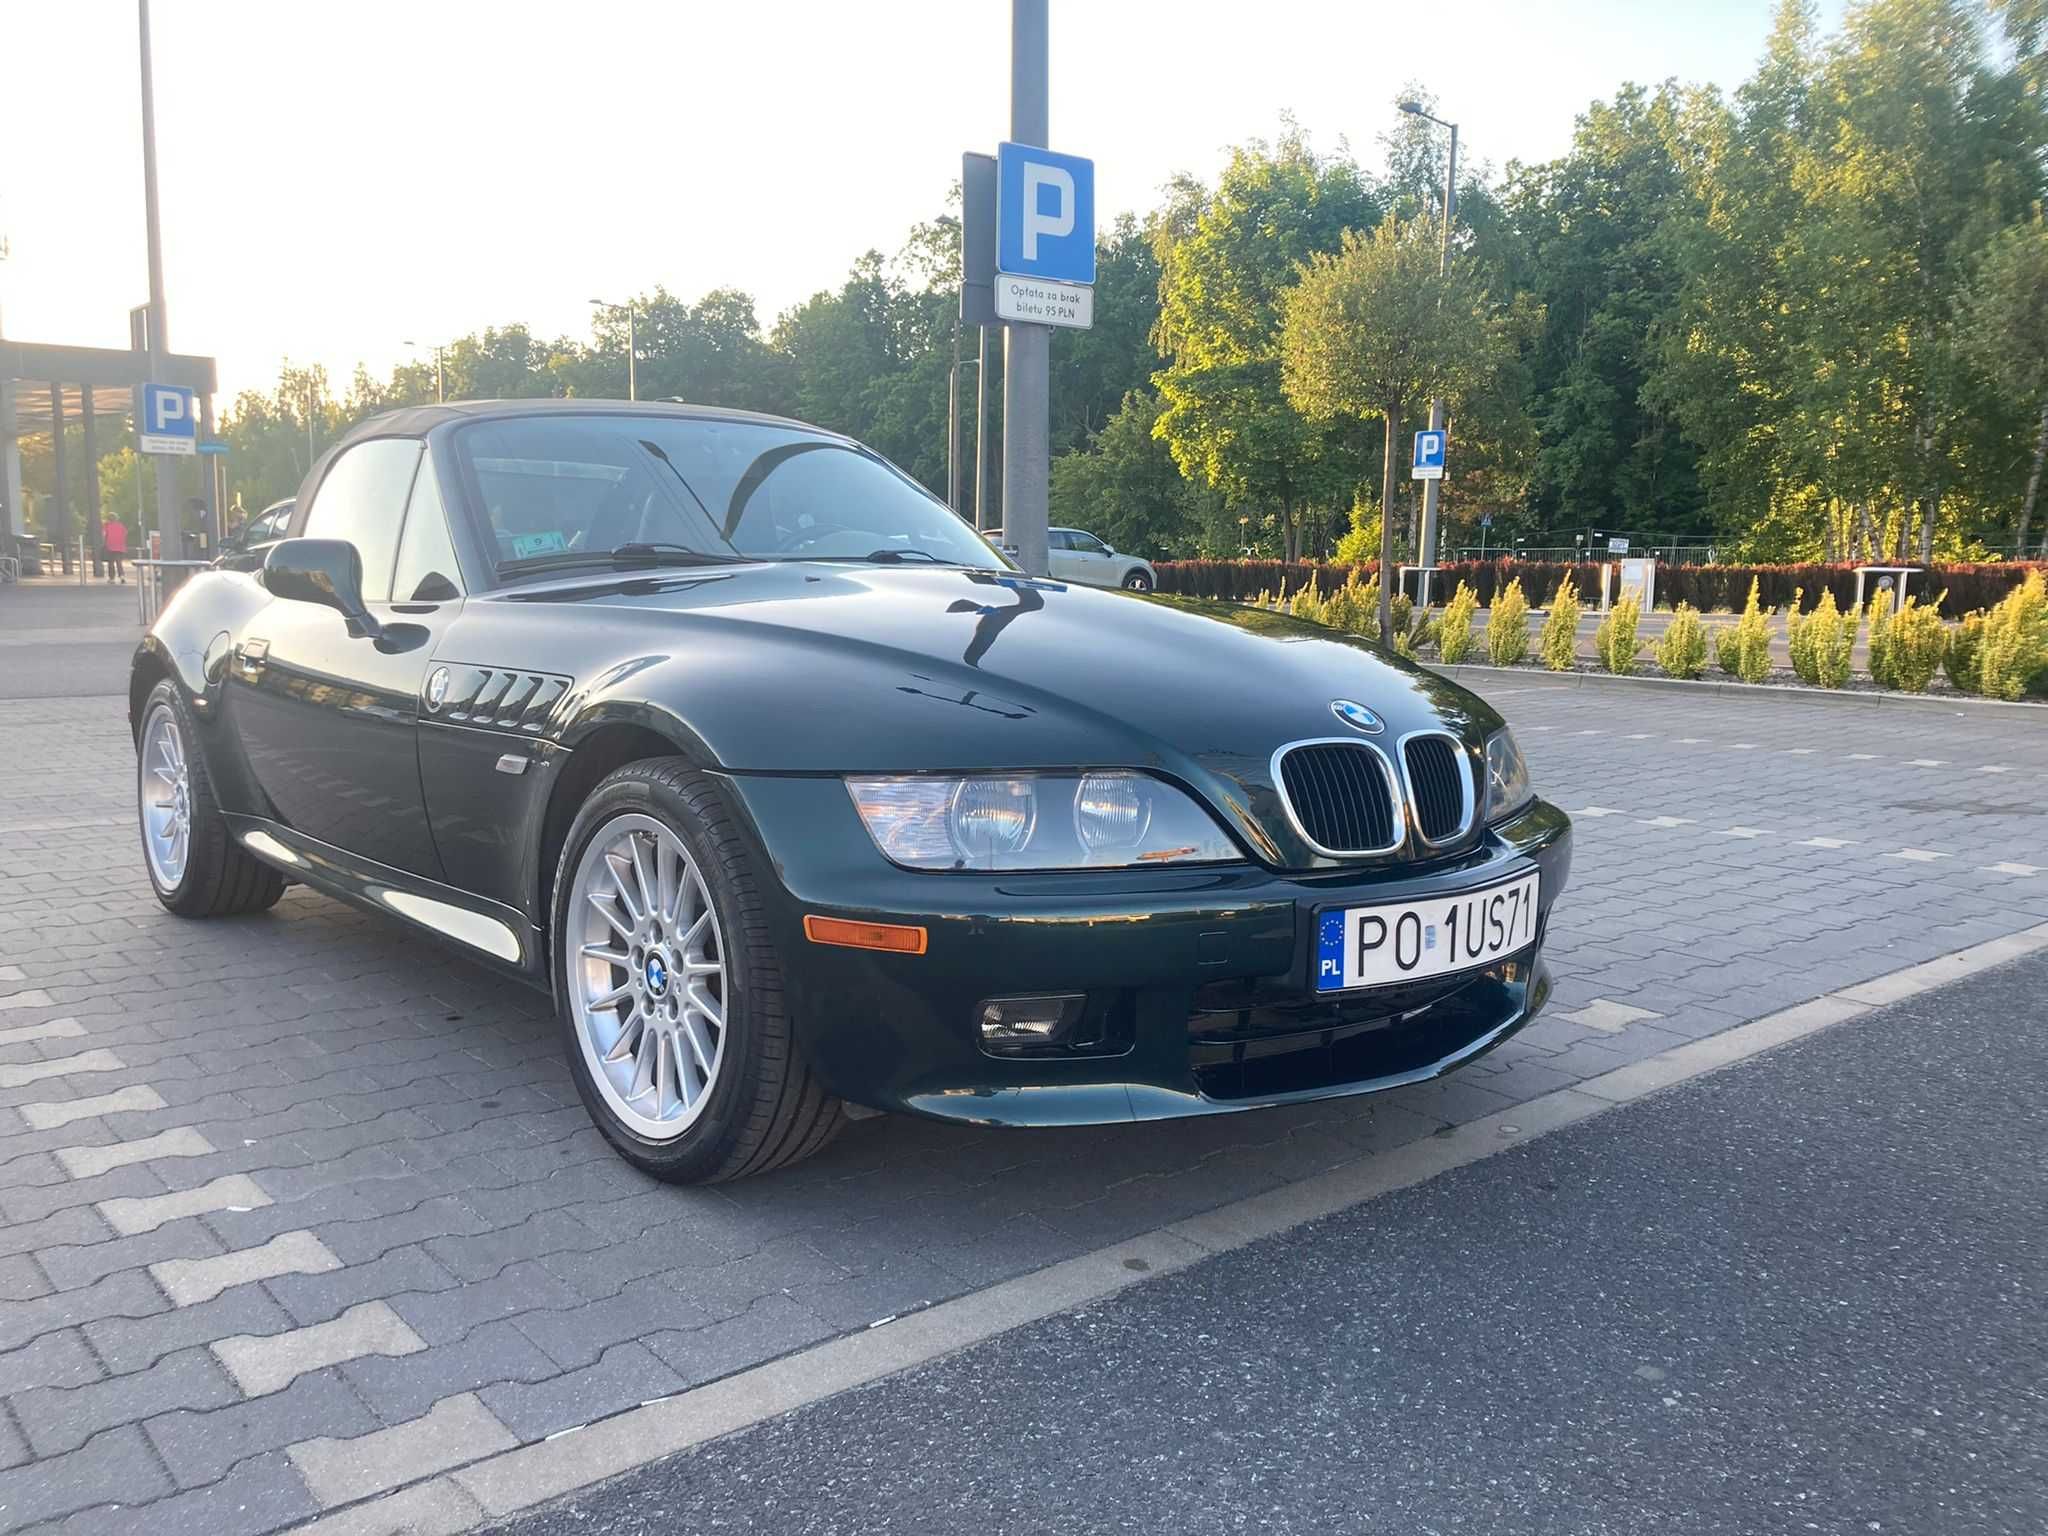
[139,704,192,889]
[567,813,728,1139]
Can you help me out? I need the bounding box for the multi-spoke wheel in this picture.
[552,759,842,1183]
[568,813,728,1140]
[135,679,286,917]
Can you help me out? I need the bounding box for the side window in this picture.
[299,439,424,602]
[1048,530,1074,551]
[391,457,463,603]
[1071,532,1108,555]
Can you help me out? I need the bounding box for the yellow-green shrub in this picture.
[1946,611,1985,693]
[1657,602,1710,679]
[1785,588,1815,683]
[1538,576,1580,671]
[1437,581,1480,664]
[1718,578,1773,683]
[1809,588,1854,689]
[1973,569,2048,699]
[1488,578,1531,665]
[1887,594,1949,693]
[1593,594,1643,675]
[1866,594,1896,687]
[1287,575,1326,624]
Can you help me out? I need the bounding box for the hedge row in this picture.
[1154,557,2048,616]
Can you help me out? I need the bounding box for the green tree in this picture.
[1956,215,2048,555]
[1153,128,1380,561]
[1281,214,1510,640]
[1049,390,1223,557]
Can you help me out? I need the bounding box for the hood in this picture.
[487,563,1506,869]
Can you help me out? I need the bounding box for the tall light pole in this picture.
[403,339,445,402]
[589,298,637,401]
[137,0,185,559]
[1398,99,1458,598]
[948,354,981,515]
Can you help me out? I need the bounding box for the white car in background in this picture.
[990,526,1158,591]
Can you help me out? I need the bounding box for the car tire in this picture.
[1122,569,1154,591]
[552,758,842,1184]
[137,679,287,918]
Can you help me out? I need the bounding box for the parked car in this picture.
[216,498,294,572]
[131,400,1569,1183]
[989,525,1157,590]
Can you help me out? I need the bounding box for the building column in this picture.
[0,379,22,547]
[50,383,70,573]
[82,389,101,576]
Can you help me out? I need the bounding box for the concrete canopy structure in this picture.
[0,337,217,570]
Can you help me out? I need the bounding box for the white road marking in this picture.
[1784,748,1816,755]
[1729,743,1759,750]
[0,1049,124,1091]
[1905,759,1946,768]
[1640,816,1696,829]
[1980,765,2013,774]
[17,1085,166,1131]
[0,1017,85,1049]
[98,1174,272,1236]
[1717,826,1774,838]
[1558,999,1665,1033]
[0,989,56,1012]
[56,1126,214,1180]
[1621,733,1653,739]
[1572,806,1626,818]
[1888,848,1950,862]
[1799,837,1859,849]
[1983,861,2044,877]
[1675,737,1706,744]
[1849,752,1880,760]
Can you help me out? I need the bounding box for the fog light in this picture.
[977,993,1086,1052]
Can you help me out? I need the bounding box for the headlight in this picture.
[846,771,1238,870]
[1483,728,1536,823]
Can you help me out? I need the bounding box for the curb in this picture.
[1434,662,2048,717]
[289,921,2048,1536]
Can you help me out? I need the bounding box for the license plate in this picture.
[1316,871,1540,992]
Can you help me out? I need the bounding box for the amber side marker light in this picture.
[803,915,929,955]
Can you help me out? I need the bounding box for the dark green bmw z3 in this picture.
[130,400,1571,1183]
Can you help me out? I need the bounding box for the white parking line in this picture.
[0,989,56,1012]
[1729,743,1759,750]
[1849,752,1880,760]
[1572,807,1625,818]
[1905,759,1946,768]
[1640,816,1696,829]
[18,1085,166,1131]
[1983,862,2044,877]
[1888,848,1950,863]
[1717,826,1774,839]
[1799,837,1859,849]
[56,1126,214,1180]
[1981,765,2013,774]
[0,1017,85,1049]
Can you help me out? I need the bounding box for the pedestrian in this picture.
[102,513,129,584]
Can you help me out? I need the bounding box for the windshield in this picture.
[452,414,1007,577]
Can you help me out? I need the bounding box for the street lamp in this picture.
[1397,100,1459,602]
[402,339,445,403]
[588,298,637,402]
[947,355,981,516]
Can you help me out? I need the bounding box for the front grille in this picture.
[1403,734,1470,843]
[1277,743,1398,854]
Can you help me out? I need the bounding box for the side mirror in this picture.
[263,538,382,638]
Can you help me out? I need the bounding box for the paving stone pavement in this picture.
[1,668,2045,1534]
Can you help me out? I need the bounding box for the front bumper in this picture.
[719,772,1572,1127]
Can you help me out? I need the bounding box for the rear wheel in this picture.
[1122,568,1154,591]
[137,679,286,917]
[553,759,841,1183]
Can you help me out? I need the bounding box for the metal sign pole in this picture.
[1001,0,1051,578]
[137,0,185,561]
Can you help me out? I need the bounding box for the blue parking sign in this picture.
[136,382,198,456]
[1411,428,1446,480]
[996,142,1095,285]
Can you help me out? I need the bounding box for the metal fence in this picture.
[134,559,211,627]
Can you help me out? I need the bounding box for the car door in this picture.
[1045,529,1081,582]
[227,438,452,879]
[1064,530,1117,587]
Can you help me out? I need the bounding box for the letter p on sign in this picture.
[1021,163,1074,259]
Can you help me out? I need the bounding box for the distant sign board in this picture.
[996,142,1096,286]
[135,382,197,456]
[1607,536,1630,555]
[196,440,229,456]
[960,152,999,327]
[1411,429,1446,480]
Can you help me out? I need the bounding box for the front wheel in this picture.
[137,680,285,918]
[1122,569,1155,592]
[553,759,842,1183]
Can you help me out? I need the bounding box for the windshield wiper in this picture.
[858,548,954,564]
[498,543,748,575]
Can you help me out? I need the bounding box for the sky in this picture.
[0,0,1827,409]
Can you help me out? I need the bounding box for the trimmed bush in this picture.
[1866,595,1896,687]
[1721,578,1773,683]
[1882,594,1947,693]
[1437,581,1480,664]
[1539,576,1580,671]
[1657,602,1710,679]
[1810,588,1854,688]
[1594,594,1644,674]
[1488,578,1531,665]
[1972,569,2048,699]
[1785,588,1815,683]
[1946,611,1986,693]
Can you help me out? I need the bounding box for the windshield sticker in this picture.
[510,531,569,558]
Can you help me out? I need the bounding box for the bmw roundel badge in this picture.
[1330,699,1384,734]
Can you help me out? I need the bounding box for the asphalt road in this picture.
[493,950,2048,1536]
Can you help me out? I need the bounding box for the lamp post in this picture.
[402,339,445,403]
[948,355,981,516]
[588,298,637,401]
[1397,99,1458,600]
